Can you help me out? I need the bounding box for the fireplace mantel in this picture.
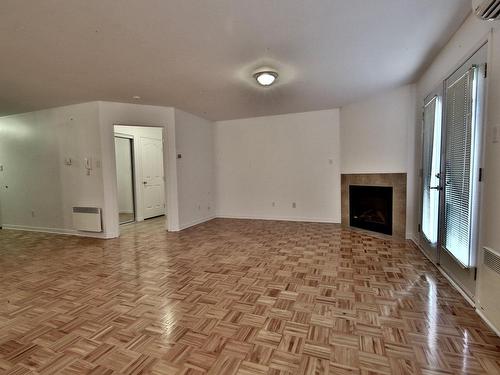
[341,173,406,239]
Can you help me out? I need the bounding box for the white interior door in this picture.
[140,136,165,219]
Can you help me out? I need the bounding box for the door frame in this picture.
[417,34,491,301]
[111,124,170,235]
[114,134,136,224]
[436,43,488,298]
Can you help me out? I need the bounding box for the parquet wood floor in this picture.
[0,218,499,375]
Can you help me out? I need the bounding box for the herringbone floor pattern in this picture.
[0,218,498,374]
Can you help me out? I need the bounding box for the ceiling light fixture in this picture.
[253,68,278,87]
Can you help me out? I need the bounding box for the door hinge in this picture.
[484,63,488,78]
[479,167,484,182]
[474,267,478,281]
[417,224,421,233]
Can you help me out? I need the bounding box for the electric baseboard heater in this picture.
[73,207,102,232]
[478,247,500,330]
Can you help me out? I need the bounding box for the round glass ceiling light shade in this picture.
[254,69,278,87]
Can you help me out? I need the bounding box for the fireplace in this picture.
[349,185,393,235]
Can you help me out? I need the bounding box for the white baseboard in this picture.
[215,214,340,224]
[2,224,78,236]
[1,224,107,238]
[178,215,216,231]
[405,231,414,241]
[475,307,500,337]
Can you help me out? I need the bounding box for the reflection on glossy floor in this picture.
[0,218,499,374]
[119,212,135,224]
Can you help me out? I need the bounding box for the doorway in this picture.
[114,125,166,226]
[420,44,487,298]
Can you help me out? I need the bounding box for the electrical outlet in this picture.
[292,202,296,208]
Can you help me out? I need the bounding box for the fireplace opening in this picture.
[349,185,393,235]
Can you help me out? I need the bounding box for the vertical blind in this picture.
[422,96,441,244]
[443,68,476,267]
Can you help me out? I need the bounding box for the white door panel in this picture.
[141,136,165,219]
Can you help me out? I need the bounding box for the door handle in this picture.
[429,185,442,190]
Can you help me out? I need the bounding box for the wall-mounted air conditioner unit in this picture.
[473,0,500,20]
[73,207,102,232]
[477,247,500,332]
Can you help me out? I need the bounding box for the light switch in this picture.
[84,157,92,176]
[84,158,92,169]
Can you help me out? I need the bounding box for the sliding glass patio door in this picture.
[420,44,487,298]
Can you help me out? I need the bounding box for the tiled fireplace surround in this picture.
[341,173,407,239]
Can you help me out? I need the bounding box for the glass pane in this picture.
[443,69,476,267]
[422,97,441,244]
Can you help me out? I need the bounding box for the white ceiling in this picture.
[0,0,470,120]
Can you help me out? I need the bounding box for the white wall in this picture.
[340,84,417,238]
[215,109,341,223]
[174,109,215,229]
[0,101,216,237]
[0,102,105,236]
[414,14,500,333]
[98,102,177,236]
[114,125,164,221]
[340,84,416,173]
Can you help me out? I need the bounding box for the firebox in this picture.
[349,185,393,235]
